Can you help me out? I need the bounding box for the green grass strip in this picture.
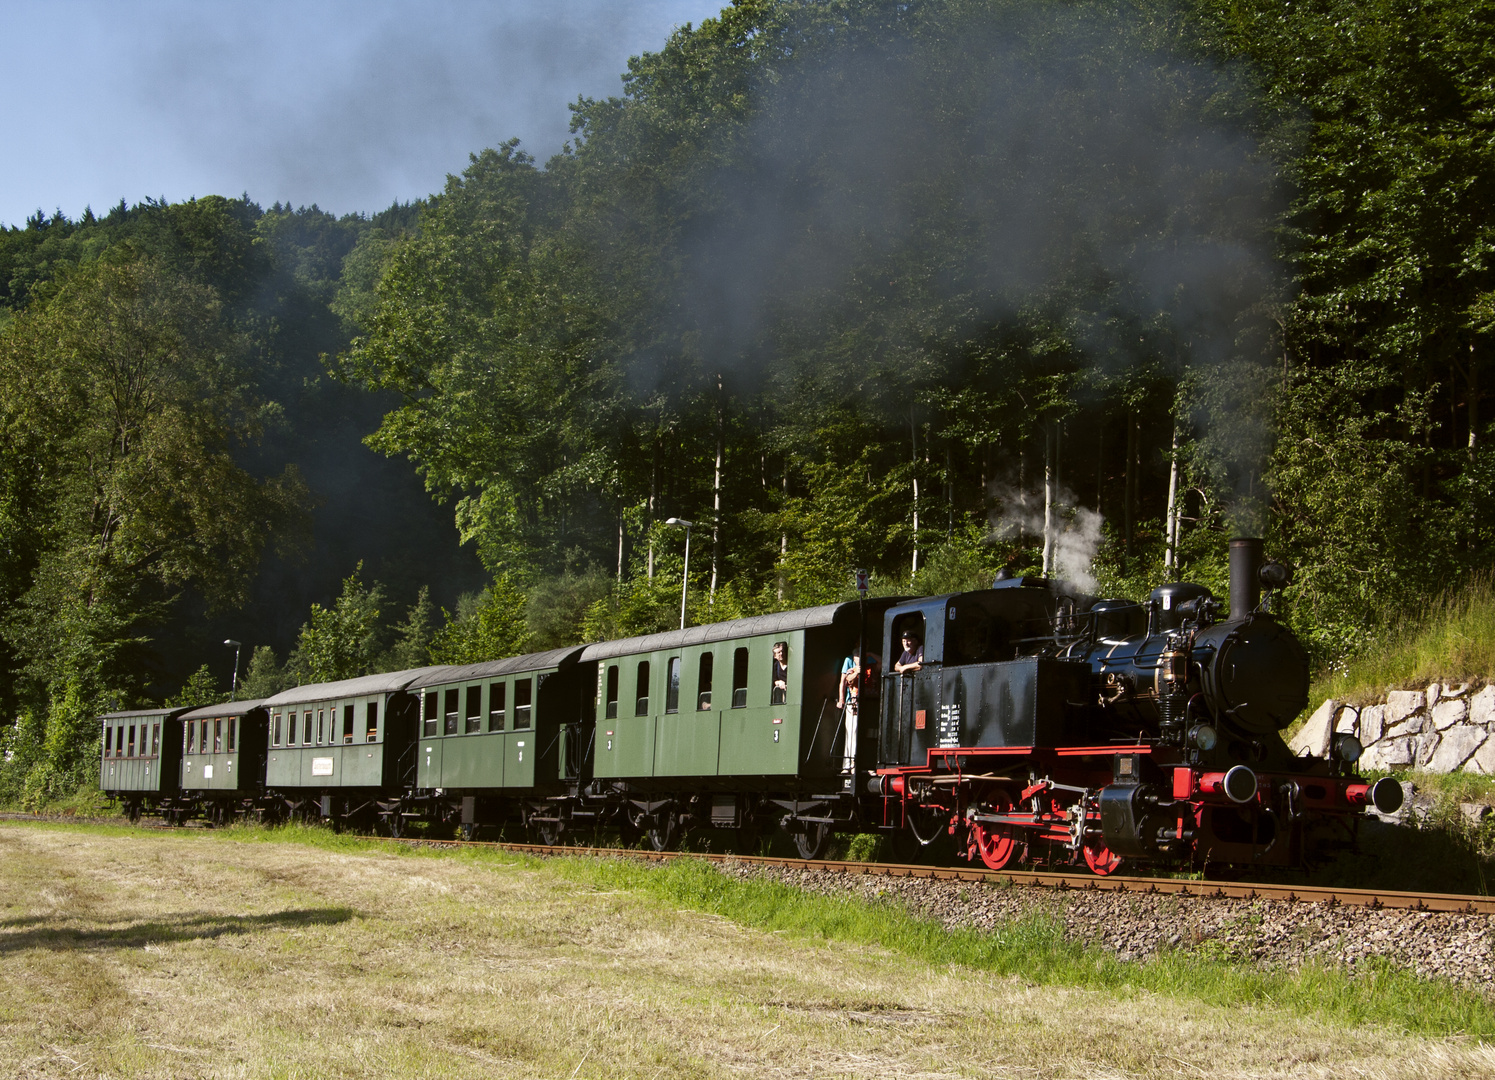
[540,853,1495,1039]
[10,818,1494,1037]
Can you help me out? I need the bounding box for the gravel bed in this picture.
[720,861,1495,991]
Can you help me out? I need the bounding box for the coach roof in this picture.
[178,699,266,721]
[263,665,450,709]
[407,646,586,689]
[579,603,858,662]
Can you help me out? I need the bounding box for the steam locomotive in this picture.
[99,538,1400,874]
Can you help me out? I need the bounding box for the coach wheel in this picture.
[536,819,563,847]
[645,809,679,852]
[386,813,406,839]
[1083,840,1123,876]
[618,805,643,849]
[732,819,761,857]
[969,818,1019,872]
[793,822,831,860]
[126,801,141,824]
[460,822,478,841]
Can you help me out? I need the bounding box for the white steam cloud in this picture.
[986,482,1105,593]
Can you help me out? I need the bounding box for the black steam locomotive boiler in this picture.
[871,538,1402,873]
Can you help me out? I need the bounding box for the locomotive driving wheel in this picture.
[1082,839,1122,875]
[968,810,1020,871]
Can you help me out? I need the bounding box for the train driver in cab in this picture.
[894,627,923,673]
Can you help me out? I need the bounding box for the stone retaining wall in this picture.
[1289,683,1495,773]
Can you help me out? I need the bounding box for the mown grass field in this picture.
[3,821,1495,1079]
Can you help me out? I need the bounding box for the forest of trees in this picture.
[1,0,1492,804]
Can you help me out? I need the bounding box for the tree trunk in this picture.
[617,501,625,581]
[710,374,724,607]
[1164,417,1180,573]
[1124,412,1138,566]
[647,440,658,580]
[1042,420,1057,576]
[911,411,920,580]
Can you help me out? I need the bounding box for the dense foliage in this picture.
[2,0,1492,803]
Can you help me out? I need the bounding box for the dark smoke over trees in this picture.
[1,0,1493,803]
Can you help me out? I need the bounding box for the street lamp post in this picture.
[224,639,242,697]
[664,518,694,630]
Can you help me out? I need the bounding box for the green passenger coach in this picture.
[100,707,188,820]
[261,665,446,831]
[401,647,590,839]
[578,600,902,854]
[176,699,269,824]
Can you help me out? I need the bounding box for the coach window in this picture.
[770,641,789,706]
[214,719,223,754]
[187,721,197,754]
[272,712,282,746]
[514,678,532,729]
[227,718,237,753]
[127,725,136,757]
[697,652,714,711]
[423,691,438,737]
[303,710,314,745]
[153,722,161,755]
[103,724,112,758]
[635,661,650,715]
[732,648,749,708]
[488,683,506,731]
[444,688,460,735]
[338,703,350,743]
[366,701,379,742]
[603,665,619,720]
[665,657,681,714]
[464,685,481,734]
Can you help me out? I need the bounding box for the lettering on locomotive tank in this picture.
[938,703,962,748]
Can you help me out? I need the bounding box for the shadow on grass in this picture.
[0,906,356,953]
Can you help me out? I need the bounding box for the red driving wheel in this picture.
[1083,840,1122,876]
[968,803,1020,871]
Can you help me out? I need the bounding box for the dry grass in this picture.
[1,823,1493,1079]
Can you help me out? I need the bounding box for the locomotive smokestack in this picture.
[1228,537,1263,620]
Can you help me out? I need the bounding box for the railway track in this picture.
[362,834,1495,915]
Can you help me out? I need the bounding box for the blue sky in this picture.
[0,0,725,228]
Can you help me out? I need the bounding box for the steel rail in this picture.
[360,835,1495,915]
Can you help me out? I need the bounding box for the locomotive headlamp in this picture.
[1331,732,1363,764]
[1188,723,1219,751]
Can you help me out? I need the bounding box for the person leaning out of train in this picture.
[894,630,923,674]
[837,650,881,710]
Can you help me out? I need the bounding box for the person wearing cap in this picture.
[894,629,923,673]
